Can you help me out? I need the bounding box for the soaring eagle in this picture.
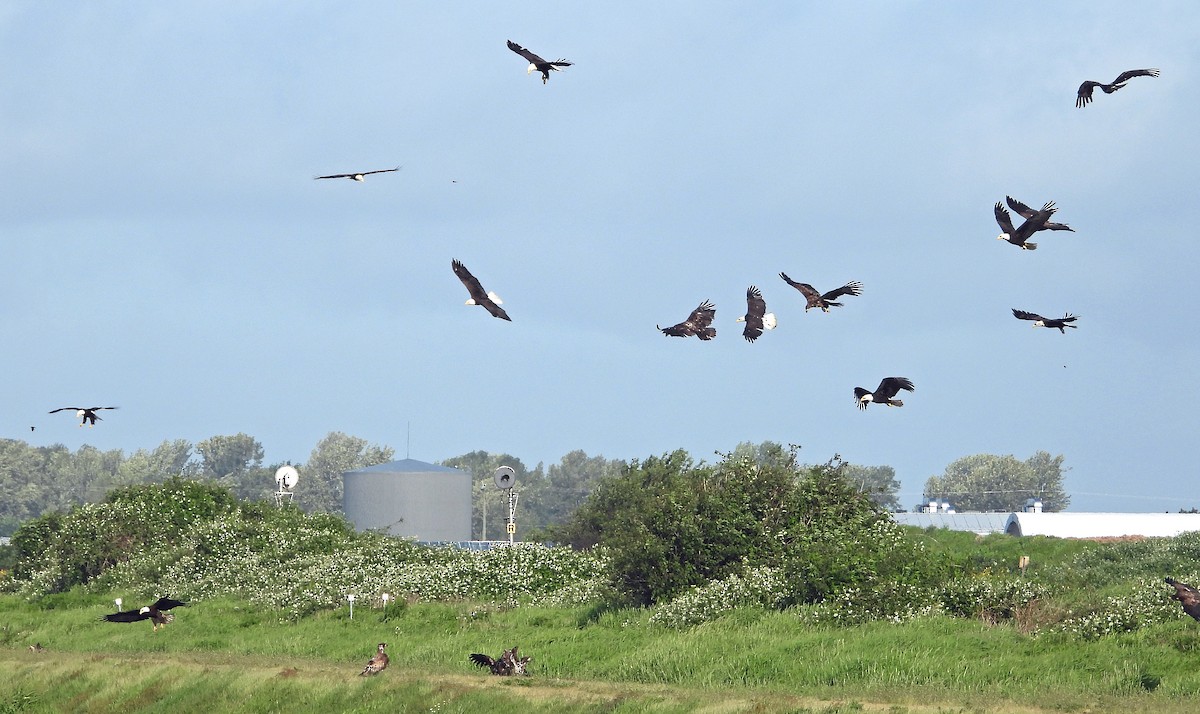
[1076,68,1159,108]
[659,300,716,340]
[451,259,511,321]
[470,646,531,676]
[1166,578,1200,621]
[314,166,400,182]
[736,286,776,342]
[359,642,389,676]
[49,406,117,427]
[854,377,914,410]
[1005,196,1074,234]
[994,199,1064,250]
[507,40,572,84]
[778,273,863,312]
[102,596,187,632]
[1012,309,1080,333]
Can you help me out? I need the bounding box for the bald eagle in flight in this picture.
[1012,309,1079,333]
[778,273,863,312]
[1005,196,1074,234]
[452,259,511,321]
[507,40,572,84]
[994,199,1065,250]
[1077,68,1159,108]
[659,300,716,340]
[854,377,914,410]
[49,406,117,427]
[470,646,531,676]
[359,642,389,676]
[1166,578,1200,621]
[736,286,776,342]
[102,596,187,632]
[314,166,400,182]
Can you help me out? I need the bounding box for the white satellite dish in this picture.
[275,465,299,490]
[493,466,516,490]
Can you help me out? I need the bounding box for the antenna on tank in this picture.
[406,422,411,459]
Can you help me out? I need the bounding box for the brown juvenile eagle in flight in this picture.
[314,166,400,182]
[452,259,511,321]
[102,596,187,632]
[470,646,531,676]
[49,406,117,427]
[659,300,716,340]
[778,273,863,312]
[854,377,914,410]
[507,41,572,84]
[359,642,389,675]
[1012,309,1079,333]
[1166,578,1200,621]
[1076,68,1159,108]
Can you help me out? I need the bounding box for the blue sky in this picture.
[3,2,1198,511]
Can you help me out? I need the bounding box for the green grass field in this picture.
[3,594,1200,714]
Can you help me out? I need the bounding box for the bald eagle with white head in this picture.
[854,377,914,410]
[1012,309,1079,333]
[102,596,187,632]
[507,41,572,84]
[737,286,776,342]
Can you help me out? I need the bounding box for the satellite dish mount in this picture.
[493,466,519,544]
[274,465,300,507]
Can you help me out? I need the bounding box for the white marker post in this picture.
[347,593,355,620]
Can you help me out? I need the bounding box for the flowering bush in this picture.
[649,566,788,628]
[1037,576,1191,640]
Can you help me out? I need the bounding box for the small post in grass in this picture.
[1018,555,1030,576]
[347,593,355,620]
[114,597,122,611]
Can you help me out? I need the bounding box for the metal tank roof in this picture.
[891,512,1011,535]
[345,458,463,474]
[1004,512,1200,538]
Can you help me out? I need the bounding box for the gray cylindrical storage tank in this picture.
[342,458,471,541]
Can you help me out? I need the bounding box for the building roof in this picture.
[344,458,464,475]
[891,512,1011,535]
[1004,512,1200,538]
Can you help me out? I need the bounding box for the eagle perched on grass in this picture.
[102,596,187,632]
[470,646,531,676]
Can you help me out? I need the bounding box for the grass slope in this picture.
[4,594,1200,713]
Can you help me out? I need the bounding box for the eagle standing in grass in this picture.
[736,286,776,342]
[452,259,511,321]
[1012,309,1080,333]
[778,273,863,312]
[359,642,389,676]
[994,199,1065,250]
[49,406,117,427]
[313,167,400,182]
[506,40,572,84]
[854,377,914,410]
[1166,578,1200,621]
[1076,68,1159,108]
[470,646,531,676]
[658,300,716,340]
[102,597,187,632]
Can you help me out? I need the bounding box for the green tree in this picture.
[923,451,1070,512]
[296,432,394,514]
[522,450,625,535]
[115,439,195,486]
[840,463,901,511]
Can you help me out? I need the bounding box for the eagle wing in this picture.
[507,40,547,65]
[821,281,863,301]
[360,166,400,176]
[1012,309,1044,322]
[314,173,354,180]
[742,286,767,341]
[994,202,1017,235]
[876,377,914,399]
[452,259,488,301]
[779,272,821,303]
[48,407,81,414]
[1005,196,1037,220]
[1112,68,1159,84]
[1076,80,1102,108]
[151,597,187,611]
[469,653,496,669]
[103,608,150,623]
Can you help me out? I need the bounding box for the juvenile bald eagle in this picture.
[470,646,531,676]
[778,273,863,312]
[507,41,572,84]
[314,166,400,182]
[854,377,914,410]
[452,259,511,321]
[736,286,776,342]
[994,199,1064,250]
[49,406,117,427]
[659,300,716,340]
[1005,196,1074,234]
[359,642,389,676]
[1166,578,1200,621]
[1076,68,1159,108]
[1012,309,1079,333]
[102,596,187,632]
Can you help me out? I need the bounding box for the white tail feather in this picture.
[487,291,503,305]
[763,313,777,330]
